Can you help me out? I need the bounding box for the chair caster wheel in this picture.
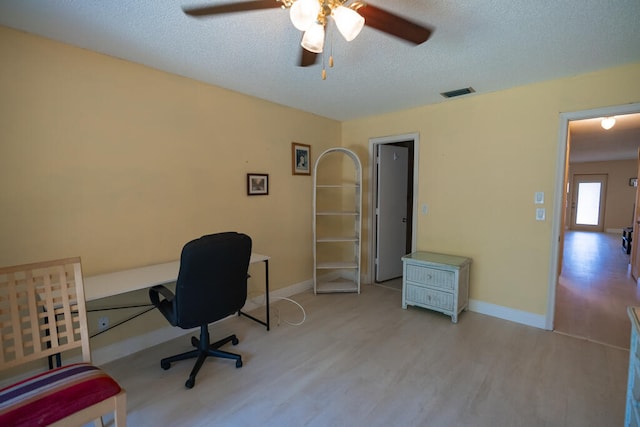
[232,336,239,345]
[185,377,195,389]
[161,360,171,370]
[236,359,243,368]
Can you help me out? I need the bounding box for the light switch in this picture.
[536,208,546,221]
[422,204,428,215]
[535,192,544,204]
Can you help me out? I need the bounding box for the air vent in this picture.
[440,87,475,98]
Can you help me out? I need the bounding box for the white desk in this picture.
[84,253,271,330]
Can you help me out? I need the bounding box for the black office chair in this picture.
[149,232,252,389]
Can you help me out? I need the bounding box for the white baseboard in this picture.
[468,299,547,329]
[91,278,314,366]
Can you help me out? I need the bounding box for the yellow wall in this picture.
[342,63,640,315]
[0,26,340,301]
[2,24,640,327]
[567,160,637,230]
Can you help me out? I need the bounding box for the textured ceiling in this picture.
[1,0,639,161]
[570,113,640,164]
[1,0,639,122]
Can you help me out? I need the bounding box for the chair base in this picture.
[160,326,242,389]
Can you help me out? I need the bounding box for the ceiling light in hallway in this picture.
[601,117,616,130]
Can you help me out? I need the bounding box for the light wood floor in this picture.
[99,284,628,426]
[555,230,640,349]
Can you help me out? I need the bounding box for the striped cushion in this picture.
[0,362,122,426]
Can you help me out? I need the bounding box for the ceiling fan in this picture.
[183,0,433,78]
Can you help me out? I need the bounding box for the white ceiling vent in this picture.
[440,87,476,98]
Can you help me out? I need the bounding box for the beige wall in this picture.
[567,160,637,230]
[0,26,340,301]
[342,63,640,315]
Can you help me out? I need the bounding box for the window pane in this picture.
[576,182,601,225]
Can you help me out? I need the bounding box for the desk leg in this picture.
[239,259,270,331]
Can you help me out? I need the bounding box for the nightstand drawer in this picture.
[405,264,454,290]
[405,284,453,311]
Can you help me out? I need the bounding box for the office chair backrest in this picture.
[174,232,252,329]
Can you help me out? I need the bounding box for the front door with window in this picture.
[570,174,608,231]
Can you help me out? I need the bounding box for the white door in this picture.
[375,145,408,281]
[570,174,608,232]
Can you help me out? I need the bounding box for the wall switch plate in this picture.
[422,204,428,215]
[535,192,544,204]
[536,208,546,221]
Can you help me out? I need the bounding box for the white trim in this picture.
[92,278,314,366]
[367,133,420,285]
[469,299,546,329]
[547,102,640,330]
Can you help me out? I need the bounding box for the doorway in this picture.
[375,144,410,282]
[368,133,419,287]
[546,103,640,332]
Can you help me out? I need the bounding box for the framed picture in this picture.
[630,178,638,187]
[247,173,269,195]
[292,142,311,175]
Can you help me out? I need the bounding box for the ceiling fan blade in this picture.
[299,48,318,67]
[356,3,433,45]
[183,0,282,17]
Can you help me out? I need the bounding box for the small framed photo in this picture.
[292,142,311,175]
[247,173,269,196]
[630,178,638,187]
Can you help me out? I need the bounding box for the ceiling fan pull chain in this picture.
[322,54,327,79]
[329,30,334,68]
[321,50,327,80]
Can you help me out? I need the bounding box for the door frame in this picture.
[546,102,640,330]
[368,133,419,284]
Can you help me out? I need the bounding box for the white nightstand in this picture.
[401,251,471,323]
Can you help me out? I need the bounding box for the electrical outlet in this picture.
[98,316,109,331]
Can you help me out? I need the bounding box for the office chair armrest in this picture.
[149,284,174,307]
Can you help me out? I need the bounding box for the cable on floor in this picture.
[272,296,306,327]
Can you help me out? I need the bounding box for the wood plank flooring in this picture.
[555,230,640,349]
[99,284,628,426]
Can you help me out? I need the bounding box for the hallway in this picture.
[554,230,640,349]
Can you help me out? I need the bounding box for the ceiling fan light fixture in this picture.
[301,22,325,53]
[332,5,365,41]
[601,116,616,130]
[290,0,320,31]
